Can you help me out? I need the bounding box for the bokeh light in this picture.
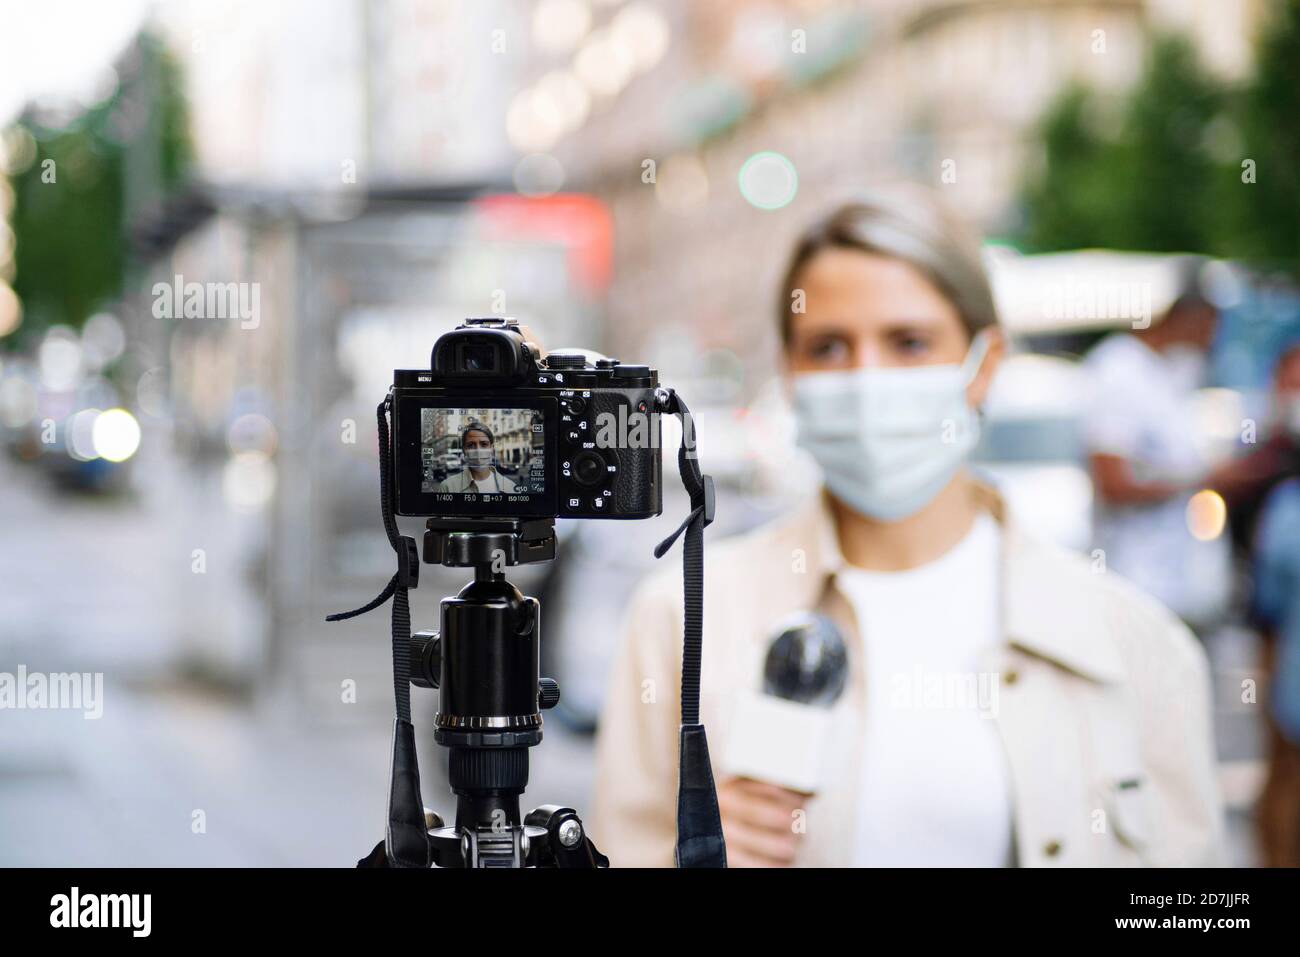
[738,151,798,210]
[67,407,102,461]
[91,408,141,462]
[227,411,278,456]
[610,3,670,73]
[513,153,566,197]
[39,326,82,390]
[574,29,634,98]
[1186,489,1227,541]
[81,312,126,370]
[506,88,562,153]
[222,450,276,511]
[532,0,591,56]
[0,281,24,337]
[136,367,169,418]
[0,375,37,427]
[535,70,590,133]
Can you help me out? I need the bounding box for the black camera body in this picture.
[392,318,662,520]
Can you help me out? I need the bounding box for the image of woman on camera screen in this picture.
[436,421,517,494]
[593,187,1225,868]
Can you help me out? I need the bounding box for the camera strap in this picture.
[326,394,432,868]
[653,390,728,868]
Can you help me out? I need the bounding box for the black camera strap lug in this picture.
[397,535,420,588]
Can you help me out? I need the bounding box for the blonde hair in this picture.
[778,187,998,345]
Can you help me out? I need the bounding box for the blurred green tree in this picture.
[1017,34,1231,257]
[1229,0,1300,274]
[5,31,191,351]
[1106,34,1229,254]
[1016,83,1116,251]
[7,112,124,347]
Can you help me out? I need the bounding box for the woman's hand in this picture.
[717,776,807,867]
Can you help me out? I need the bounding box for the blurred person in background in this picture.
[593,189,1224,867]
[435,422,517,493]
[1246,344,1300,867]
[1081,286,1231,630]
[1218,343,1300,557]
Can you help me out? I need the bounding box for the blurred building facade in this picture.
[151,0,528,189]
[141,0,1273,394]
[536,0,1270,387]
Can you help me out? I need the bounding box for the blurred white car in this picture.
[975,352,1093,553]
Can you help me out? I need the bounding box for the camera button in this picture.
[573,451,605,487]
[565,497,582,510]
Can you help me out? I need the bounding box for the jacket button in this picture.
[1043,840,1062,857]
[1004,670,1019,685]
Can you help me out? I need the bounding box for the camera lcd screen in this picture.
[420,407,546,498]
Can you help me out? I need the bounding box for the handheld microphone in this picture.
[722,613,848,794]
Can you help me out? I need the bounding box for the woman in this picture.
[591,189,1224,867]
[436,422,517,493]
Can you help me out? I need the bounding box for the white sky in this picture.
[0,0,151,126]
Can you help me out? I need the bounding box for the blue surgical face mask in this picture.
[791,331,991,521]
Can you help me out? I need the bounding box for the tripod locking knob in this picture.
[410,630,441,689]
[538,677,561,711]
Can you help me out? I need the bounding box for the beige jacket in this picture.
[435,467,516,493]
[591,484,1225,867]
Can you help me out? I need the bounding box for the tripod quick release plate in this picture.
[423,518,556,568]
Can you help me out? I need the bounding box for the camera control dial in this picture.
[545,353,588,370]
[572,451,606,487]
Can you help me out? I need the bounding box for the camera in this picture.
[391,317,662,520]
[335,316,725,868]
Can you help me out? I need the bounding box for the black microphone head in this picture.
[762,612,848,706]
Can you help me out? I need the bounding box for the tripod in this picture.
[335,392,724,869]
[407,517,608,868]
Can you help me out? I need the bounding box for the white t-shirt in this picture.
[471,470,514,493]
[1081,334,1229,625]
[835,512,1013,867]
